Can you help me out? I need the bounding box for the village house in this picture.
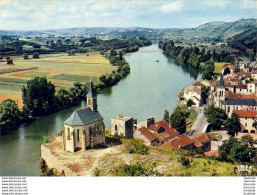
[159,133,212,153]
[178,86,202,107]
[62,81,105,152]
[234,110,257,134]
[133,121,179,146]
[111,114,133,139]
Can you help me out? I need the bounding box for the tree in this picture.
[163,109,170,123]
[7,59,13,65]
[32,52,39,59]
[22,77,57,117]
[186,99,195,107]
[241,134,254,147]
[223,67,231,75]
[224,112,241,136]
[23,53,29,60]
[0,99,21,135]
[170,110,186,134]
[218,137,252,163]
[56,88,72,106]
[204,104,227,129]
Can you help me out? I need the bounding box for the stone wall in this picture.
[40,144,76,176]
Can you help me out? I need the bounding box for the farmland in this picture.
[0,52,116,107]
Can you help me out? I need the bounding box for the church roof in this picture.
[64,107,103,126]
[87,80,96,98]
[218,74,225,88]
[223,98,257,106]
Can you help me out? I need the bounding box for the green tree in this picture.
[32,52,39,59]
[187,99,195,107]
[223,67,231,75]
[204,104,227,129]
[170,110,186,134]
[56,88,72,106]
[23,53,29,60]
[22,77,57,117]
[224,112,241,136]
[163,109,170,123]
[0,99,21,135]
[7,59,13,65]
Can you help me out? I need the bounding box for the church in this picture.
[62,81,105,152]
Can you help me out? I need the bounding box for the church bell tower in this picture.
[87,80,97,111]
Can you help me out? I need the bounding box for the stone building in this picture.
[111,115,133,139]
[62,81,105,152]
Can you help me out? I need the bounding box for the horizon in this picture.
[1,17,256,32]
[0,0,256,31]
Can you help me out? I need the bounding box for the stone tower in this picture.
[217,74,225,106]
[87,80,97,111]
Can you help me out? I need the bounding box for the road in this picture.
[188,105,209,137]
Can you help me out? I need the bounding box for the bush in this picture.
[121,138,149,155]
[111,162,160,176]
[43,135,50,143]
[178,156,191,168]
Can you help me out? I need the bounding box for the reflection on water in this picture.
[0,44,200,176]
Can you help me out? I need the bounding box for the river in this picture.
[0,44,200,176]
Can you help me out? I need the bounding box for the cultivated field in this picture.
[0,52,116,107]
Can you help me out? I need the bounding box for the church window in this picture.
[115,125,118,131]
[77,129,79,142]
[245,123,247,127]
[67,128,70,140]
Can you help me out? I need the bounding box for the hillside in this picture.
[41,136,242,176]
[0,18,256,41]
[227,28,257,57]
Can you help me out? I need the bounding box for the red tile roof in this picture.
[138,127,158,141]
[153,131,171,142]
[236,84,247,89]
[223,65,236,70]
[169,135,194,150]
[191,133,210,147]
[204,150,219,157]
[234,110,257,118]
[149,121,180,138]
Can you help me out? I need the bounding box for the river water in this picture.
[0,44,200,176]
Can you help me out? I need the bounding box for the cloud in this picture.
[161,1,184,13]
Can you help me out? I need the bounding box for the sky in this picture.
[0,0,256,30]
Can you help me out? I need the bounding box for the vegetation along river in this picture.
[0,44,200,176]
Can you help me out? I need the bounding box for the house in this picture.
[178,86,202,107]
[134,127,159,146]
[234,110,257,133]
[159,135,195,150]
[111,115,133,139]
[191,133,211,152]
[133,121,179,146]
[62,81,105,152]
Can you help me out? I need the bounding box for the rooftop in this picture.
[64,107,103,126]
[234,110,257,118]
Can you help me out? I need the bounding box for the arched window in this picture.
[115,125,118,131]
[77,129,79,142]
[250,130,255,134]
[67,128,70,140]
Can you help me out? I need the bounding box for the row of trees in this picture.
[0,77,89,135]
[158,40,236,69]
[23,52,40,59]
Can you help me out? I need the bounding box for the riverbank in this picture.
[0,44,200,176]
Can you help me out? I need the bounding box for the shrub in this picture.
[111,162,160,176]
[178,156,191,168]
[121,138,149,155]
[43,135,50,143]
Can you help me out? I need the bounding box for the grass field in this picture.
[0,52,115,106]
[200,62,230,74]
[214,62,230,74]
